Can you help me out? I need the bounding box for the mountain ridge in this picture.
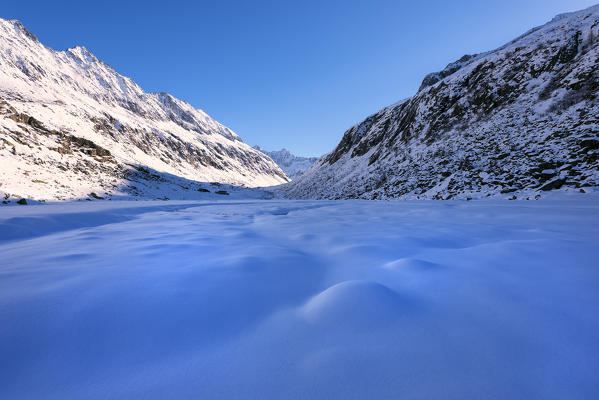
[0,17,288,201]
[254,146,318,180]
[281,4,599,200]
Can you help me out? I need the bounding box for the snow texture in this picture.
[1,195,598,399]
[0,18,289,201]
[282,4,599,200]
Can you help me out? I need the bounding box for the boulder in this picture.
[540,178,565,191]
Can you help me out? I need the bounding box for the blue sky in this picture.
[2,0,596,156]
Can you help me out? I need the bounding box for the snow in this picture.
[0,17,288,201]
[1,198,598,399]
[282,4,599,200]
[254,146,318,180]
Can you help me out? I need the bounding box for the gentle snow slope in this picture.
[1,198,598,399]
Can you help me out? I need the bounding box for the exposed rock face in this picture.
[418,54,479,92]
[254,146,318,180]
[0,18,288,201]
[282,5,599,200]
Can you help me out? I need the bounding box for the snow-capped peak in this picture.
[0,17,288,201]
[254,146,318,180]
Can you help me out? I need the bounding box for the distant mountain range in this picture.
[281,5,599,200]
[254,146,317,180]
[0,18,288,201]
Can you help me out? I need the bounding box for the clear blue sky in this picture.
[2,1,596,156]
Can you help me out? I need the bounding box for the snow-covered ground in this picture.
[1,198,598,399]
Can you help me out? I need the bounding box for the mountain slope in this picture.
[282,5,599,200]
[0,18,288,201]
[254,146,318,180]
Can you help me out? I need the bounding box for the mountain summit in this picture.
[0,18,288,201]
[254,146,318,180]
[282,5,599,200]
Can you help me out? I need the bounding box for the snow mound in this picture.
[301,280,407,328]
[383,258,440,271]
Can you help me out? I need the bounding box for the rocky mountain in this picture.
[0,18,289,202]
[282,5,599,200]
[254,146,318,180]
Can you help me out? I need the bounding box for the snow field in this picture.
[1,199,598,399]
